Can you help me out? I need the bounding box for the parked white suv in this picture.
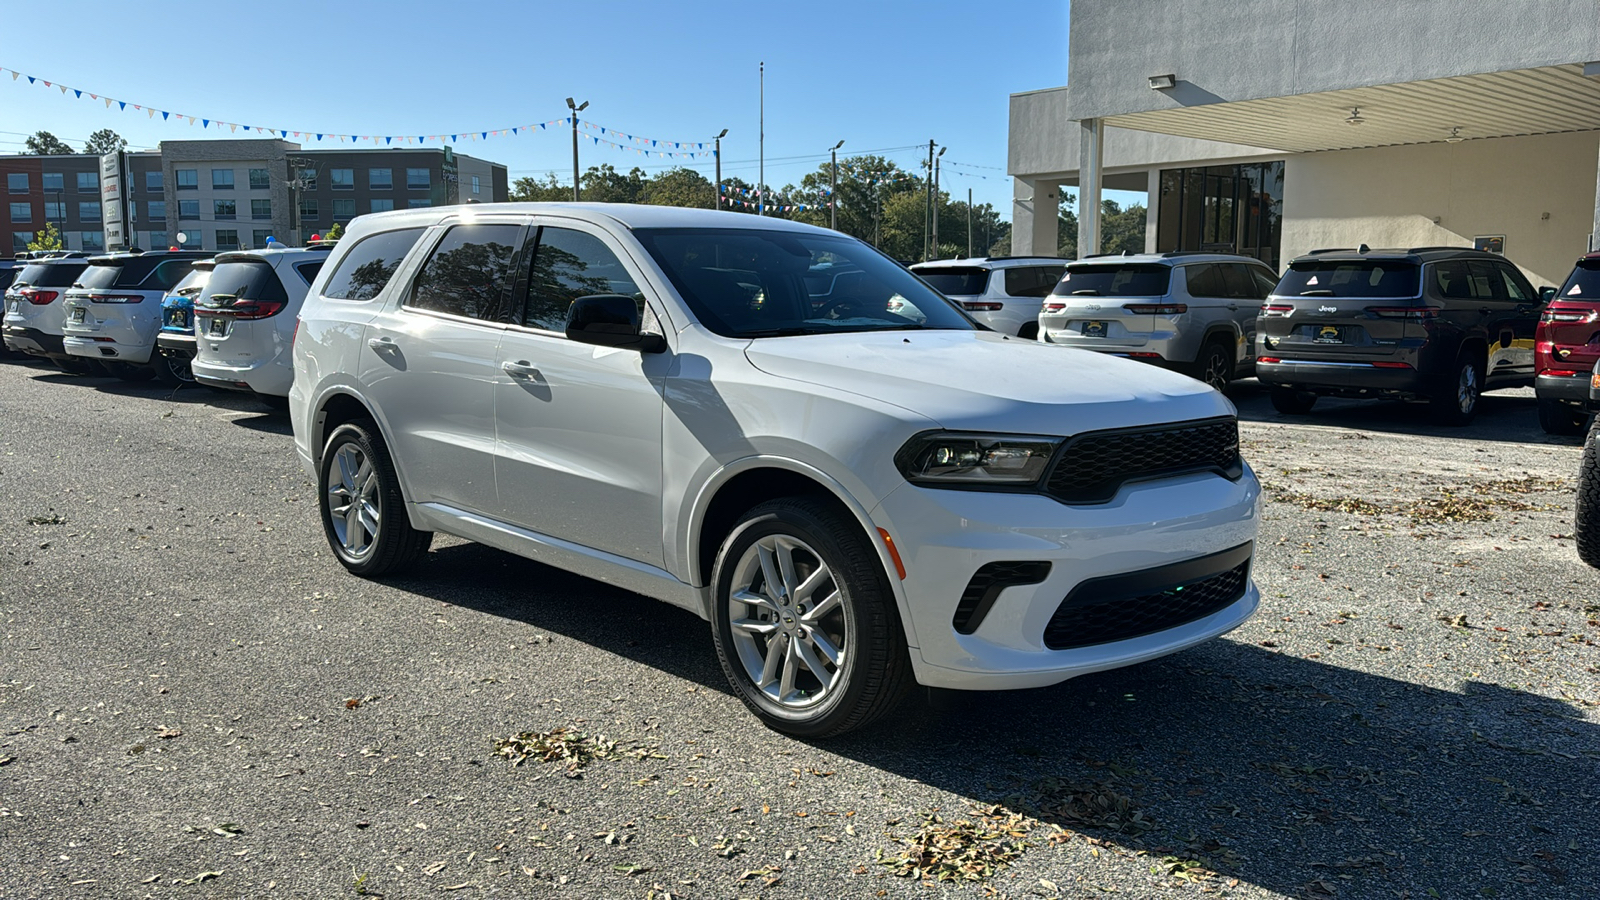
[1039,253,1279,390]
[911,257,1067,338]
[59,251,211,380]
[2,256,94,372]
[290,204,1261,737]
[191,247,329,397]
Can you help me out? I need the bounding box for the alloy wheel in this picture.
[726,534,847,711]
[326,444,381,561]
[1456,362,1480,415]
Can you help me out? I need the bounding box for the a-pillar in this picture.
[1011,177,1059,257]
[1077,117,1104,259]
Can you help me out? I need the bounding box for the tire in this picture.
[1194,337,1235,392]
[1270,385,1317,415]
[103,361,156,382]
[317,420,432,577]
[1537,396,1586,436]
[1017,322,1039,341]
[1578,418,1600,569]
[55,356,96,375]
[710,497,912,738]
[1430,349,1484,426]
[154,352,196,387]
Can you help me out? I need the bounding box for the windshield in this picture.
[1276,260,1420,298]
[633,227,975,337]
[916,267,990,297]
[1053,263,1171,297]
[197,261,286,308]
[1558,261,1600,300]
[16,262,87,288]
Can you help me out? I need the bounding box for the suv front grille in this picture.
[1043,543,1252,650]
[1045,417,1240,504]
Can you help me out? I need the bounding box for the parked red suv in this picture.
[1535,253,1600,435]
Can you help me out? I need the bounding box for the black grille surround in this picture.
[1042,542,1253,651]
[1045,416,1241,505]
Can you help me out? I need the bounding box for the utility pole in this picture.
[874,183,881,247]
[932,146,946,259]
[923,140,934,262]
[829,140,844,230]
[713,129,728,209]
[758,62,765,216]
[967,187,973,259]
[566,97,589,202]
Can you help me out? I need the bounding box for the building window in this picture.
[148,200,166,221]
[406,168,430,190]
[149,231,168,249]
[212,169,235,190]
[252,229,273,248]
[332,198,356,219]
[249,168,270,190]
[146,171,163,193]
[13,231,32,252]
[409,198,432,208]
[298,168,318,190]
[81,231,105,252]
[472,175,481,195]
[9,202,30,223]
[299,198,320,221]
[176,169,198,190]
[214,199,237,220]
[179,230,202,249]
[215,229,240,250]
[369,198,395,213]
[1156,161,1285,269]
[331,168,354,190]
[8,173,29,193]
[251,199,272,220]
[179,199,200,220]
[77,172,99,192]
[42,172,64,192]
[44,201,65,221]
[79,201,102,221]
[369,168,392,190]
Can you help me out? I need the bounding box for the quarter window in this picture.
[524,226,641,332]
[1184,264,1229,298]
[321,226,427,301]
[408,223,520,321]
[1494,262,1533,302]
[1002,265,1066,298]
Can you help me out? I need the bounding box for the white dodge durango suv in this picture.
[290,204,1261,737]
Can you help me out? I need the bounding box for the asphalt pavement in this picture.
[1,356,1596,899]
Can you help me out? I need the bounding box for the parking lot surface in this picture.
[1,358,1596,899]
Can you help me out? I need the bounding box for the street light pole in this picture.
[713,128,728,210]
[566,97,589,202]
[932,146,946,260]
[829,140,844,230]
[967,187,973,259]
[758,62,765,216]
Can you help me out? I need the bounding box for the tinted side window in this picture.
[1218,264,1260,300]
[1465,260,1503,300]
[1185,264,1228,298]
[295,261,325,285]
[524,227,641,332]
[1494,263,1532,302]
[1003,265,1065,298]
[408,224,520,321]
[1250,267,1279,297]
[322,227,426,301]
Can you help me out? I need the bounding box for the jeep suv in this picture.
[1534,253,1600,435]
[910,257,1067,338]
[1038,253,1279,391]
[1256,247,1548,425]
[289,203,1262,738]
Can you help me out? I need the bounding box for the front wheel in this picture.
[154,352,196,387]
[1577,419,1600,568]
[1270,385,1317,415]
[1430,351,1484,426]
[318,421,432,577]
[710,498,912,738]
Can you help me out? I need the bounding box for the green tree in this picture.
[785,155,923,245]
[322,223,344,242]
[509,173,569,202]
[639,167,714,209]
[83,129,127,155]
[580,164,647,204]
[1058,197,1147,258]
[25,131,72,155]
[28,223,63,251]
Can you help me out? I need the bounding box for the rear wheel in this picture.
[1577,418,1600,568]
[1017,322,1039,341]
[1270,385,1317,415]
[1537,396,1586,436]
[154,352,196,387]
[1430,350,1484,426]
[103,361,155,382]
[54,356,97,375]
[710,497,911,738]
[318,420,432,577]
[1194,337,1234,392]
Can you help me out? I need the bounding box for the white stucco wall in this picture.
[1281,131,1600,286]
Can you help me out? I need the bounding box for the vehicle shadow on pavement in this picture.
[403,542,1595,897]
[1227,380,1581,445]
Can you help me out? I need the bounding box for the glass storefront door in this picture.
[1156,161,1284,269]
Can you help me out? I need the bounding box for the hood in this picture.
[744,330,1232,435]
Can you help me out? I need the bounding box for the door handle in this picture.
[501,360,541,378]
[367,337,397,351]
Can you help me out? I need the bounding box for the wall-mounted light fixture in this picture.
[1148,74,1176,90]
[1345,107,1366,125]
[1445,127,1464,143]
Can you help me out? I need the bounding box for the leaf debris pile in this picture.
[493,728,616,776]
[1010,777,1156,835]
[879,806,1031,882]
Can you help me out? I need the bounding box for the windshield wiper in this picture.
[1298,289,1335,296]
[1070,289,1101,296]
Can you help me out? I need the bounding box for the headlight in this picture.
[895,432,1061,487]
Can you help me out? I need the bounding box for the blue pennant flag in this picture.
[202,119,209,128]
[317,134,324,141]
[280,130,288,137]
[451,135,457,142]
[27,76,34,84]
[118,101,125,110]
[161,111,169,120]
[538,123,545,130]
[512,127,519,135]
[386,137,392,145]
[73,89,81,98]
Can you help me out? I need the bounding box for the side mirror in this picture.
[1539,286,1558,302]
[565,294,666,353]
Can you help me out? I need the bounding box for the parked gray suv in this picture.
[1038,252,1278,390]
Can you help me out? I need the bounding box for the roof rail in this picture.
[1158,250,1214,258]
[1083,250,1134,259]
[1305,247,1357,255]
[1405,245,1478,254]
[980,255,1067,262]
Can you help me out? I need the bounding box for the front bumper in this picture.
[870,463,1261,690]
[1256,359,1426,394]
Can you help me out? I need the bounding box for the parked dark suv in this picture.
[1256,247,1550,425]
[1534,252,1600,435]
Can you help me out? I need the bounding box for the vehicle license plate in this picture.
[1081,320,1107,338]
[170,311,187,328]
[207,317,226,337]
[69,307,86,323]
[1314,325,1342,344]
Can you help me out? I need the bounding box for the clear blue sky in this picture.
[0,0,1109,221]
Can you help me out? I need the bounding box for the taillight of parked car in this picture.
[1365,306,1440,320]
[1042,302,1066,313]
[86,293,147,304]
[1259,304,1293,317]
[21,288,59,305]
[1123,303,1187,315]
[227,299,287,320]
[962,302,1004,311]
[1540,309,1597,324]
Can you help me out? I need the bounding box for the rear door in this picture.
[1262,258,1422,361]
[1487,260,1539,379]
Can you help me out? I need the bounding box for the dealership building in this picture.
[1009,0,1600,285]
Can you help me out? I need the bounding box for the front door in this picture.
[493,221,669,567]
